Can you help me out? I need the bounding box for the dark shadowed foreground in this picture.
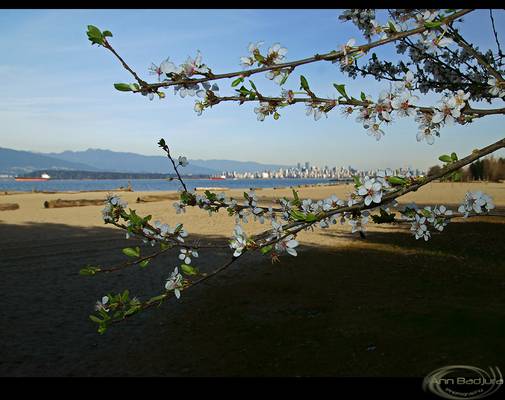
[0,218,504,377]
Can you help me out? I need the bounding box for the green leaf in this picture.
[438,154,452,163]
[139,260,149,268]
[300,75,310,91]
[249,80,258,92]
[360,91,367,101]
[114,83,132,92]
[305,213,317,222]
[147,294,166,304]
[181,264,198,276]
[122,247,140,258]
[86,25,104,45]
[333,83,348,98]
[160,243,171,251]
[424,21,442,29]
[231,77,243,87]
[279,73,289,86]
[371,209,396,224]
[290,210,308,221]
[79,266,101,276]
[237,86,250,96]
[387,176,407,186]
[89,315,103,323]
[451,152,458,161]
[352,175,362,187]
[102,30,113,38]
[291,189,301,206]
[273,112,280,120]
[260,245,273,255]
[253,53,265,63]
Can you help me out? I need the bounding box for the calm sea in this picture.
[0,178,341,193]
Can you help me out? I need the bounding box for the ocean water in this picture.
[0,178,341,193]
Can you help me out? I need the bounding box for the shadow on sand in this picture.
[0,220,504,376]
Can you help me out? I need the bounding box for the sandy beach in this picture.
[1,181,505,376]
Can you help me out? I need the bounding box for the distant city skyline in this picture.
[1,9,505,170]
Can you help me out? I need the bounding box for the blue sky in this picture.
[1,9,504,170]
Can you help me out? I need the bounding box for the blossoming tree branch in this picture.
[82,9,505,334]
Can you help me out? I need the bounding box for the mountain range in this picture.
[0,147,291,176]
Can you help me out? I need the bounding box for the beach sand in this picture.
[1,181,505,376]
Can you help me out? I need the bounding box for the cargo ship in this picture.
[14,173,51,182]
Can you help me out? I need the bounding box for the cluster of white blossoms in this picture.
[139,221,189,245]
[229,224,248,257]
[458,191,495,218]
[239,42,289,84]
[179,248,198,264]
[151,51,210,79]
[165,267,184,299]
[305,102,330,121]
[102,194,127,222]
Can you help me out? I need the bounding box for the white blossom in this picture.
[357,177,383,206]
[165,267,183,299]
[411,214,430,241]
[487,76,505,98]
[267,43,288,64]
[274,234,299,256]
[178,156,189,167]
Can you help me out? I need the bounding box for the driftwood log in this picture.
[44,199,105,208]
[0,203,20,211]
[136,193,180,203]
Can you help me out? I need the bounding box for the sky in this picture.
[1,8,504,170]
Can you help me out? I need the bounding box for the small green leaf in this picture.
[114,83,132,92]
[122,247,140,258]
[86,25,104,45]
[181,264,198,276]
[424,21,442,29]
[253,53,265,63]
[160,243,171,251]
[147,294,166,304]
[231,77,244,87]
[333,83,348,98]
[360,91,367,101]
[79,266,101,276]
[279,73,289,86]
[438,154,452,163]
[300,75,310,91]
[273,112,280,120]
[352,175,362,187]
[260,245,273,255]
[387,176,407,186]
[249,80,258,92]
[89,315,103,323]
[451,152,458,161]
[139,260,149,268]
[102,30,113,38]
[292,189,301,206]
[290,210,308,221]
